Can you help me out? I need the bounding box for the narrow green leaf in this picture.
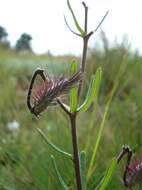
[67,0,85,36]
[51,155,68,190]
[70,88,78,112]
[96,158,117,190]
[94,11,109,33]
[77,67,102,112]
[70,60,78,112]
[37,128,72,159]
[64,15,81,36]
[70,60,78,75]
[80,151,87,190]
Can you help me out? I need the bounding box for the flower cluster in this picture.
[125,158,142,188]
[27,69,82,116]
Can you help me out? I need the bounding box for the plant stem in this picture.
[70,113,82,190]
[81,37,89,73]
[78,32,93,98]
[82,2,88,33]
[78,37,88,97]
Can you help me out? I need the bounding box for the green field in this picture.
[0,42,142,190]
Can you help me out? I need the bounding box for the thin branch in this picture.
[82,2,88,33]
[64,15,81,37]
[57,98,71,115]
[94,11,109,33]
[78,32,93,97]
[77,38,88,97]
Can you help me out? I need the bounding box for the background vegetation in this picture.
[0,33,142,189]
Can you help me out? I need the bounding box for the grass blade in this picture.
[137,184,142,190]
[87,50,129,180]
[95,158,117,190]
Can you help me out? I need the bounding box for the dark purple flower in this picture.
[124,158,142,188]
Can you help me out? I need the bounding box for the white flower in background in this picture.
[7,120,20,131]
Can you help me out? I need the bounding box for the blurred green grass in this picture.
[0,40,142,190]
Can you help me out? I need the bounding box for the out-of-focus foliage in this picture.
[0,25,10,49]
[15,33,32,52]
[0,26,8,41]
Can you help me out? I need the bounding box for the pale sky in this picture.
[0,0,142,55]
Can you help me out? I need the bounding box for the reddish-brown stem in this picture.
[60,2,95,190]
[70,113,82,190]
[78,32,93,97]
[81,37,89,73]
[82,2,88,33]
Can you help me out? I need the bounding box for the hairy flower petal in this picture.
[125,158,142,188]
[31,70,82,116]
